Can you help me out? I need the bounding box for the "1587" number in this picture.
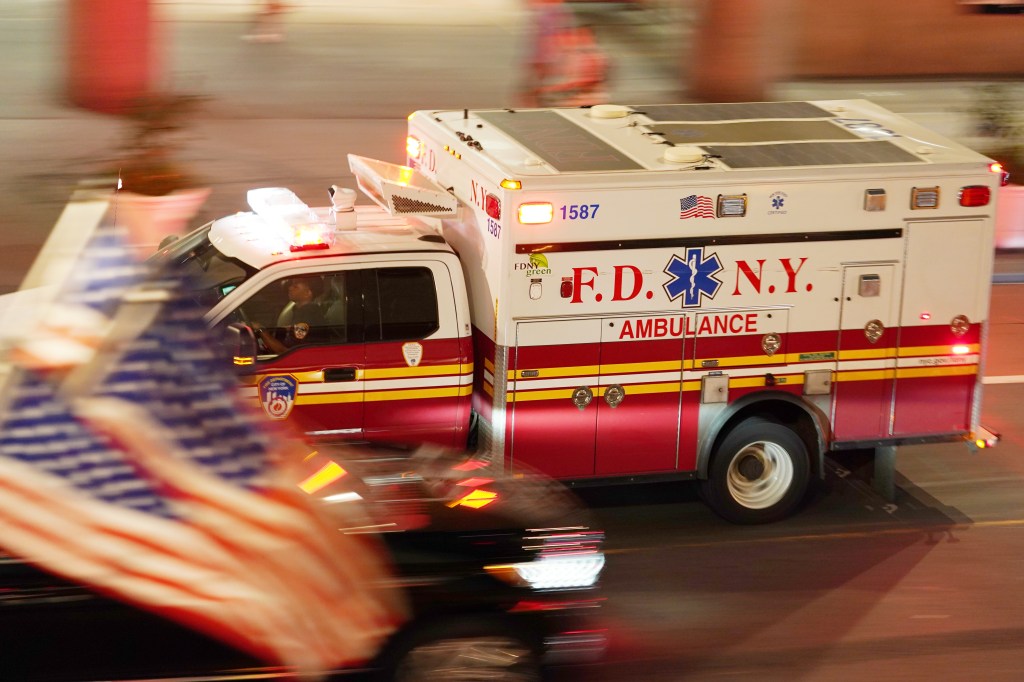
[560,204,600,220]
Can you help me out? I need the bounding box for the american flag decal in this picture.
[680,194,715,219]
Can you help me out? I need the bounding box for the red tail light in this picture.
[959,185,991,207]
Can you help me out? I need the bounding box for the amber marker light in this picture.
[447,488,499,509]
[298,461,348,495]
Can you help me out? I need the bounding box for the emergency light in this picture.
[248,187,334,251]
[518,202,553,224]
[406,135,423,161]
[990,162,1010,185]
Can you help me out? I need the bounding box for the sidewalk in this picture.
[153,0,523,25]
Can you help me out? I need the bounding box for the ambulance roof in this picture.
[208,203,451,271]
[416,99,990,178]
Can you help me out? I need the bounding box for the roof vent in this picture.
[663,146,706,164]
[589,104,631,120]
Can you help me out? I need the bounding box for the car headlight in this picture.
[486,528,605,590]
[520,552,606,589]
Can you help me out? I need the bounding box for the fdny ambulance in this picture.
[172,100,1002,524]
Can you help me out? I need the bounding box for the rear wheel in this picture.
[380,618,541,682]
[700,417,810,524]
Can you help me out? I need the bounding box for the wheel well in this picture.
[375,610,544,670]
[705,399,824,478]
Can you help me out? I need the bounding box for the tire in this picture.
[378,617,542,682]
[700,417,810,524]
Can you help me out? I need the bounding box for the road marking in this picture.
[605,518,1024,554]
[983,375,1024,384]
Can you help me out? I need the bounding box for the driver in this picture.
[253,277,325,353]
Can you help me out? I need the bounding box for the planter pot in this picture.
[996,184,1024,250]
[114,187,212,248]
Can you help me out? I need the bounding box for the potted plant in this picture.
[111,93,211,247]
[969,84,1024,249]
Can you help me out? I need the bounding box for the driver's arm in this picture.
[252,322,287,354]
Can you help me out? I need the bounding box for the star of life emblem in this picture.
[663,247,724,308]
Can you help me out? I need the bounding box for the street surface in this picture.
[2,2,1024,680]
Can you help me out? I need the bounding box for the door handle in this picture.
[324,367,357,382]
[571,386,593,410]
[604,384,625,408]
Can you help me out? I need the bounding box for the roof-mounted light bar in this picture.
[247,187,334,251]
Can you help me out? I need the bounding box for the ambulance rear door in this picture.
[892,219,988,436]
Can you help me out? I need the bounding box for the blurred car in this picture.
[0,445,606,681]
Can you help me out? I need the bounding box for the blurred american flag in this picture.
[0,227,401,673]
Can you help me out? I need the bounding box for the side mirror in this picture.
[224,322,258,367]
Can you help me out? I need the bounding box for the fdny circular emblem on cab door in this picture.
[259,375,298,420]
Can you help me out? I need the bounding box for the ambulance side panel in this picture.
[491,179,991,476]
[411,104,998,482]
[429,166,514,457]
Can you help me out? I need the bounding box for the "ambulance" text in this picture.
[618,313,758,339]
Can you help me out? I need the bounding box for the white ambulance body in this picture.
[382,99,1004,523]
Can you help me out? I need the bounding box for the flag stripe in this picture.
[0,226,405,674]
[0,459,293,664]
[78,397,397,666]
[680,194,715,219]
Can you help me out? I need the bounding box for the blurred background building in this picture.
[2,0,1022,294]
[62,0,1024,110]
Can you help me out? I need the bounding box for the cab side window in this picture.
[365,267,439,342]
[227,272,357,355]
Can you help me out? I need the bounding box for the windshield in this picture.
[151,223,257,308]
